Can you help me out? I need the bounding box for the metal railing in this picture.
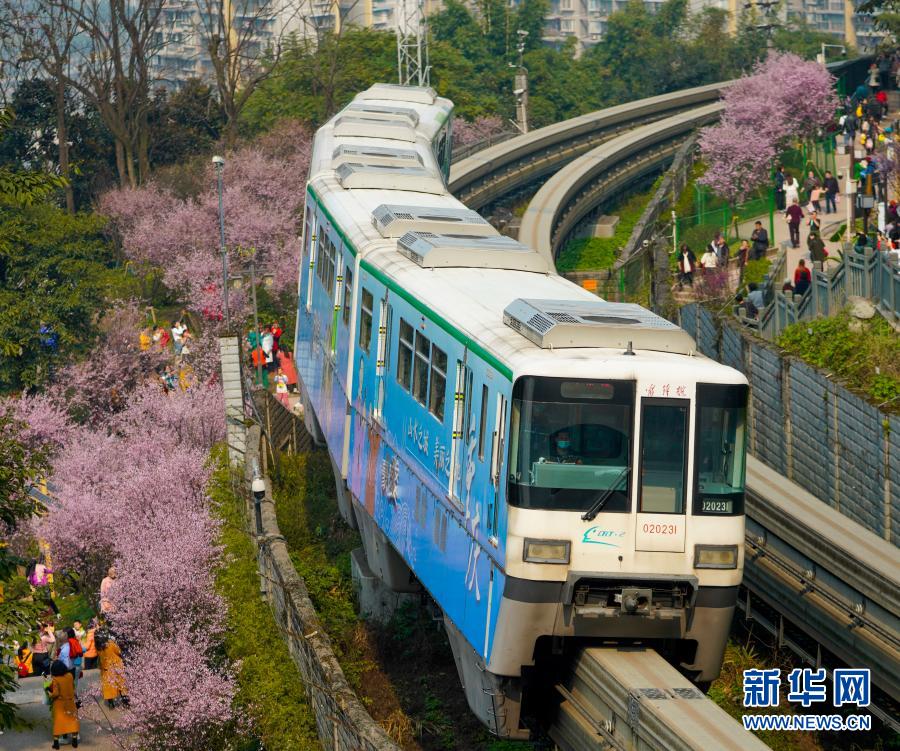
[743,246,900,340]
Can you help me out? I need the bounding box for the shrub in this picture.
[209,447,320,750]
[777,311,900,412]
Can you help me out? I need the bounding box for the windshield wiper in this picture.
[581,467,630,521]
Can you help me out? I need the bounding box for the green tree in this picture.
[241,29,397,134]
[0,410,49,729]
[0,109,66,207]
[0,205,116,390]
[0,85,118,209]
[147,80,224,168]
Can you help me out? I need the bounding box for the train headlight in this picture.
[523,539,571,564]
[694,544,739,569]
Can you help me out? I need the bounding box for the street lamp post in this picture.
[230,247,274,389]
[213,155,229,330]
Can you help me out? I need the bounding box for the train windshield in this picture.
[694,383,749,516]
[508,377,634,512]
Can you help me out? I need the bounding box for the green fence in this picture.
[675,190,775,249]
[675,135,838,250]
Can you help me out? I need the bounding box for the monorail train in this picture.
[294,84,749,738]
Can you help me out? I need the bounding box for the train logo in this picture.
[582,526,626,547]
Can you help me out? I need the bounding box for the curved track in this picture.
[518,102,723,265]
[448,83,728,210]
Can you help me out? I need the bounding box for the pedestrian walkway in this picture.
[3,671,124,750]
[673,150,856,305]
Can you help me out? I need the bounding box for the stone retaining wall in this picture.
[243,424,401,751]
[680,303,898,544]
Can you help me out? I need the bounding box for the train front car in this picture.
[293,83,750,742]
[453,301,749,738]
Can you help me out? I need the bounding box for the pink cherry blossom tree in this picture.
[452,115,509,148]
[98,120,313,322]
[700,52,838,203]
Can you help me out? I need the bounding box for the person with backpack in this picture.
[17,643,34,677]
[66,627,84,692]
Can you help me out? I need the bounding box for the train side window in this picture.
[397,319,413,390]
[316,233,327,286]
[413,332,431,406]
[325,239,336,292]
[429,344,447,421]
[359,288,374,352]
[342,266,353,326]
[478,384,489,461]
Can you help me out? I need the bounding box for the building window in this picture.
[398,319,414,390]
[428,345,447,421]
[359,288,373,352]
[561,18,574,32]
[342,266,352,326]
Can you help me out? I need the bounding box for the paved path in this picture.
[3,671,125,750]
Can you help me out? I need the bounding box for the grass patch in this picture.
[777,310,900,411]
[709,641,815,751]
[556,180,660,273]
[209,446,320,751]
[56,593,95,627]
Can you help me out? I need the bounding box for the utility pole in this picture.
[213,155,229,330]
[510,29,529,134]
[397,0,430,86]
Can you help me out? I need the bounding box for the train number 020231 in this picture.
[641,522,678,535]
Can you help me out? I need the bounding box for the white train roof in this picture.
[307,86,745,386]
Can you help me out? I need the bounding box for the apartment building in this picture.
[150,0,341,87]
[541,0,881,53]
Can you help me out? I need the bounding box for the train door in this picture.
[487,391,507,544]
[374,297,391,423]
[449,356,473,505]
[634,398,689,553]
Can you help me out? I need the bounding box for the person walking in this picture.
[808,232,827,269]
[66,627,84,692]
[803,170,819,201]
[750,221,769,260]
[274,368,290,407]
[793,259,812,296]
[774,165,786,210]
[823,171,839,214]
[807,210,821,235]
[700,245,718,272]
[48,660,80,749]
[83,619,98,670]
[784,173,800,206]
[96,633,128,709]
[785,199,804,248]
[676,244,696,288]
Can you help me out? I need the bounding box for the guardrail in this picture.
[742,246,900,340]
[450,131,517,162]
